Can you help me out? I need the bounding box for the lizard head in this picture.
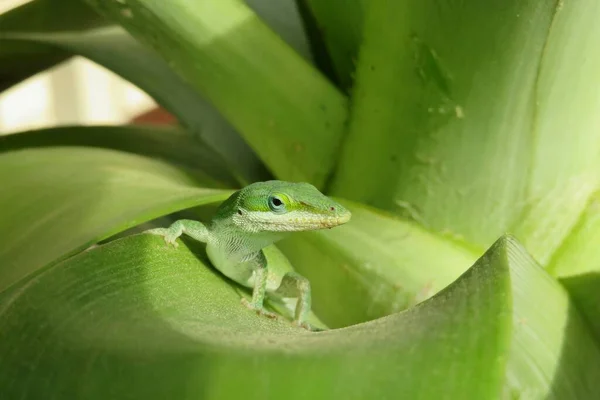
[226,180,351,233]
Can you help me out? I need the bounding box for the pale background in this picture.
[0,0,157,135]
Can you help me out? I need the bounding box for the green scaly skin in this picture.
[146,180,351,330]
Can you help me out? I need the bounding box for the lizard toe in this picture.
[164,236,179,247]
[240,298,278,320]
[292,320,313,331]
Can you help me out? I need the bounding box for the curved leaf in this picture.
[330,0,553,244]
[0,27,266,185]
[330,0,600,263]
[547,190,600,339]
[277,199,478,327]
[83,0,348,188]
[0,233,508,399]
[0,146,230,292]
[0,0,107,91]
[1,232,596,398]
[489,236,600,398]
[509,0,600,264]
[0,125,238,186]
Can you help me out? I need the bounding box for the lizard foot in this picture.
[240,298,278,320]
[292,320,314,331]
[146,228,179,248]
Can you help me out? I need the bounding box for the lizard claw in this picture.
[240,298,278,320]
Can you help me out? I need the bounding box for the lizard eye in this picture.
[268,195,286,213]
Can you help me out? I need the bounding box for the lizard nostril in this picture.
[330,207,335,211]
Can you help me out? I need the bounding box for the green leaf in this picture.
[509,0,600,264]
[302,0,365,89]
[0,233,508,399]
[559,273,600,343]
[0,0,104,32]
[547,190,600,339]
[487,236,600,398]
[0,26,267,185]
[278,199,478,327]
[0,125,238,186]
[0,0,107,91]
[246,0,313,62]
[0,146,230,292]
[280,207,600,397]
[330,0,600,260]
[83,0,348,188]
[2,231,596,398]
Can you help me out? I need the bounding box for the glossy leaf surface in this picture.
[0,125,237,186]
[0,146,229,291]
[0,27,266,184]
[0,0,106,91]
[1,232,597,398]
[330,0,600,266]
[83,0,348,188]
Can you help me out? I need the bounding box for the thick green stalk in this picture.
[84,0,348,188]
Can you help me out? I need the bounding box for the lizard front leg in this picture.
[240,251,278,320]
[146,219,209,246]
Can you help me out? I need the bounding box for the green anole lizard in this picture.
[147,180,351,330]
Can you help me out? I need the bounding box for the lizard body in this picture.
[147,180,351,329]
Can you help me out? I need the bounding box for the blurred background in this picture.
[0,0,171,134]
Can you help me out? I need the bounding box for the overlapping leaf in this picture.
[547,190,600,339]
[329,0,600,266]
[0,125,238,186]
[0,26,266,184]
[302,0,365,89]
[1,0,599,398]
[82,0,348,188]
[0,146,229,291]
[0,0,107,90]
[1,230,597,398]
[278,199,478,327]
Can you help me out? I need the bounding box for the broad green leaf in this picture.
[0,146,230,291]
[509,0,600,264]
[278,199,479,328]
[330,0,552,244]
[488,236,600,398]
[330,0,600,260]
[2,231,597,398]
[547,191,600,278]
[0,27,267,185]
[83,0,348,188]
[0,125,238,186]
[547,190,600,338]
[303,0,365,89]
[0,233,508,399]
[280,203,600,396]
[0,0,312,94]
[0,0,107,91]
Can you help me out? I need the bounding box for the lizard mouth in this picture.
[248,210,352,232]
[321,211,351,228]
[243,208,352,232]
[282,209,352,231]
